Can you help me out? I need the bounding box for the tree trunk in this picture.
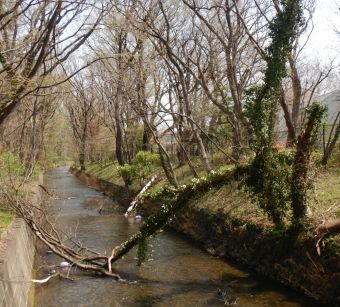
[194,129,212,173]
[291,105,325,228]
[158,146,178,188]
[142,121,152,152]
[321,112,340,166]
[289,56,302,131]
[145,117,178,187]
[79,138,86,171]
[231,123,242,162]
[280,90,296,147]
[25,101,38,178]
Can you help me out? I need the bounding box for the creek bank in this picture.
[0,219,35,307]
[0,175,43,307]
[140,199,339,305]
[70,167,134,204]
[71,167,339,305]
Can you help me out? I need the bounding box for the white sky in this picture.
[306,0,340,62]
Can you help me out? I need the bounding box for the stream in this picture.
[33,167,316,306]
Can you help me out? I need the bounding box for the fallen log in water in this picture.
[125,175,157,216]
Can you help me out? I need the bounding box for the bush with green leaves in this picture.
[117,151,160,187]
[116,163,136,186]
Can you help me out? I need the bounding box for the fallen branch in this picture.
[38,184,52,196]
[125,175,157,216]
[32,272,76,284]
[3,193,125,280]
[32,273,59,284]
[315,218,340,255]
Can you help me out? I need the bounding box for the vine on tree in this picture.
[291,103,326,228]
[246,0,304,227]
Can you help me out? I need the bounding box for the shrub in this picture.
[116,164,136,186]
[117,151,160,187]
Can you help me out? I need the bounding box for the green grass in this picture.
[310,167,340,220]
[85,162,123,182]
[188,164,340,228]
[188,180,271,225]
[0,208,14,236]
[84,149,339,228]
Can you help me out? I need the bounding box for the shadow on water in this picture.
[33,167,320,307]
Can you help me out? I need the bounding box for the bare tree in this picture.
[0,0,107,125]
[67,74,99,170]
[0,86,57,177]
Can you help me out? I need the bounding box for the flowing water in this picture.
[33,167,316,306]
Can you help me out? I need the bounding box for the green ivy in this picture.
[245,0,303,227]
[137,237,149,266]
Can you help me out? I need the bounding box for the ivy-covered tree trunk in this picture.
[321,113,340,165]
[291,104,326,226]
[245,0,304,227]
[245,1,328,231]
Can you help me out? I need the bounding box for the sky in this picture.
[306,0,340,63]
